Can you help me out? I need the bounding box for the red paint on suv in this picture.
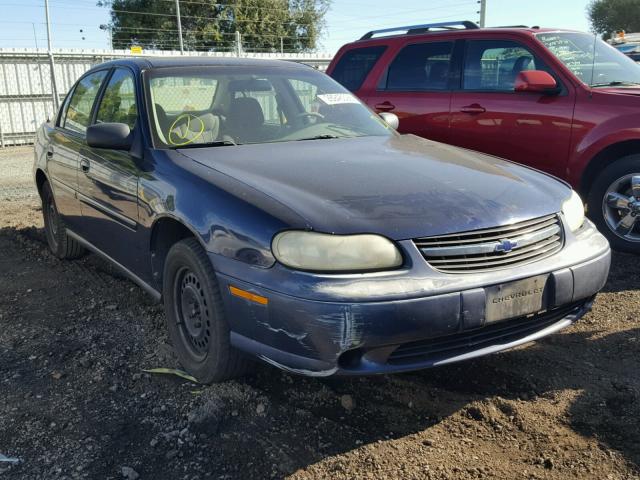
[327,23,640,253]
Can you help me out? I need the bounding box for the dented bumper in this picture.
[211,220,611,376]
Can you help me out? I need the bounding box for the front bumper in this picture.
[212,220,611,376]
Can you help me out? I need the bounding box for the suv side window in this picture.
[62,70,108,134]
[95,68,138,129]
[331,46,386,91]
[384,41,454,91]
[463,40,540,91]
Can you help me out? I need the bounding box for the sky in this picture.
[0,0,592,53]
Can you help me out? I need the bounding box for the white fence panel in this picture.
[0,48,332,147]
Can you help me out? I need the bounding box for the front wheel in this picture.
[162,238,250,383]
[587,155,640,254]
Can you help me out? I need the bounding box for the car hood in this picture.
[178,135,570,240]
[594,86,640,96]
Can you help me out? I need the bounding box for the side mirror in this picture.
[86,123,132,150]
[379,112,399,130]
[514,70,559,95]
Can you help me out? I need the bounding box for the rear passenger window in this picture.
[463,40,539,91]
[330,46,386,91]
[63,70,108,134]
[384,42,453,91]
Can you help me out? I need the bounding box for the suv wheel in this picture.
[587,155,640,254]
[42,181,85,259]
[162,238,250,383]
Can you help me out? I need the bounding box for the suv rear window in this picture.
[385,41,453,91]
[330,46,386,91]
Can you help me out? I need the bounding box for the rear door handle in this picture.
[80,158,90,173]
[460,104,486,114]
[375,102,396,112]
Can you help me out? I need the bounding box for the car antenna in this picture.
[589,33,598,98]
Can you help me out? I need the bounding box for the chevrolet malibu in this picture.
[34,57,611,383]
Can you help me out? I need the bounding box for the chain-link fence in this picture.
[0,48,332,147]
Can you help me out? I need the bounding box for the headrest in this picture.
[228,97,264,125]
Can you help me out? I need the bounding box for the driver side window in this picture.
[95,68,138,129]
[463,40,541,92]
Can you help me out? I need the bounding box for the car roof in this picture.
[347,26,580,48]
[86,56,311,74]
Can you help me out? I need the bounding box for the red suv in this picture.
[327,21,640,253]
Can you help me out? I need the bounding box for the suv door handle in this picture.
[80,158,90,173]
[375,102,396,112]
[460,104,486,114]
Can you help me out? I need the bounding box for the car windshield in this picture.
[145,65,392,148]
[536,31,640,87]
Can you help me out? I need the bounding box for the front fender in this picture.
[569,112,640,186]
[139,149,305,271]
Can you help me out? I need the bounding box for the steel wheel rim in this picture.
[44,194,59,249]
[602,173,640,242]
[173,266,211,361]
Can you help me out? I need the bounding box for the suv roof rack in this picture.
[359,20,479,40]
[493,25,529,28]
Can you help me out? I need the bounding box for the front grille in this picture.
[387,300,585,365]
[414,214,563,273]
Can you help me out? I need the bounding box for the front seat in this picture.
[168,113,220,146]
[510,56,533,86]
[225,97,265,144]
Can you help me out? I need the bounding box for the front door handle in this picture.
[375,101,396,112]
[460,104,486,114]
[46,150,54,158]
[80,158,90,173]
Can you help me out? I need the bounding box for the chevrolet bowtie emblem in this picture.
[495,239,518,253]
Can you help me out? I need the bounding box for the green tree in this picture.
[99,0,329,52]
[588,0,640,38]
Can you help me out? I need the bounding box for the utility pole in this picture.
[175,0,184,54]
[280,37,284,54]
[235,31,242,57]
[478,0,487,28]
[44,0,59,111]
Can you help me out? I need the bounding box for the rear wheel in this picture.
[587,155,640,254]
[163,238,250,383]
[41,181,85,259]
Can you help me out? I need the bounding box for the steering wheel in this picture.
[167,113,205,146]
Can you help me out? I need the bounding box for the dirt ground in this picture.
[0,146,639,480]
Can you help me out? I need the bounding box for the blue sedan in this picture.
[34,57,610,382]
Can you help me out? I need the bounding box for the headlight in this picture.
[562,190,585,232]
[272,231,403,272]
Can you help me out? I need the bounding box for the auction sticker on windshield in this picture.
[485,275,549,323]
[317,93,360,105]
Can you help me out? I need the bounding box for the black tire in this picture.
[41,181,85,259]
[587,154,640,254]
[162,238,250,383]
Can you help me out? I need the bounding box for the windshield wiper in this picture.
[175,140,238,149]
[296,134,342,141]
[591,81,640,87]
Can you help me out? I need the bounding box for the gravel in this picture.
[1,146,639,479]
